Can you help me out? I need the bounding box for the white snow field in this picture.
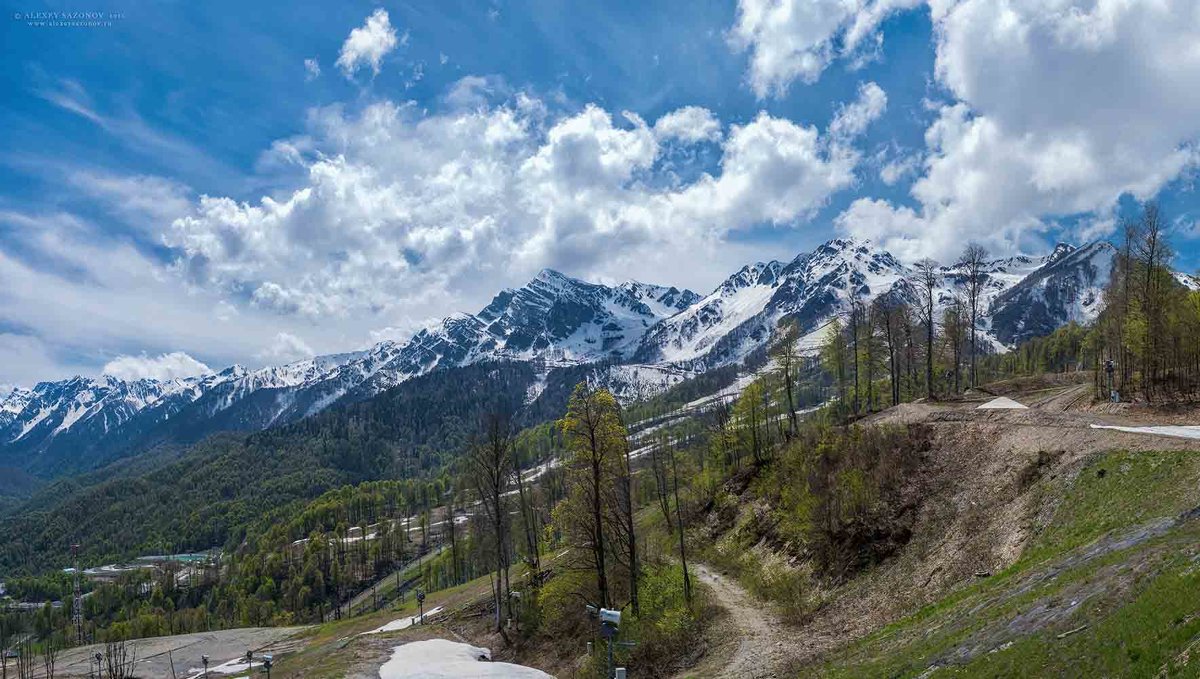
[1089,424,1200,440]
[977,396,1029,409]
[362,606,445,635]
[378,639,553,678]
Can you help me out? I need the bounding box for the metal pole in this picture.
[607,637,614,679]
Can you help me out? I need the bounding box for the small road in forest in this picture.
[685,563,798,679]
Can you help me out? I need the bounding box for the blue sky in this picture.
[1,0,1198,385]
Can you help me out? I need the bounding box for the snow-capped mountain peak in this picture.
[1,238,1130,474]
[988,240,1116,345]
[1045,242,1078,266]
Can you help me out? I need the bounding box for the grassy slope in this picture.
[272,574,496,678]
[817,448,1200,678]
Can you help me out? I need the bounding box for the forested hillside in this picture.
[0,361,573,574]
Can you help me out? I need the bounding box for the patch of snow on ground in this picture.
[1089,424,1200,440]
[378,639,553,678]
[978,397,1028,409]
[184,658,250,677]
[363,606,445,635]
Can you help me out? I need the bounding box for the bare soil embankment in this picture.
[690,379,1200,677]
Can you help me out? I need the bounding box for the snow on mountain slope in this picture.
[0,271,697,472]
[343,271,701,399]
[0,238,1142,474]
[635,238,917,369]
[988,241,1116,345]
[588,363,699,402]
[472,269,700,362]
[1175,272,1200,291]
[0,386,31,430]
[636,261,786,366]
[634,238,1087,371]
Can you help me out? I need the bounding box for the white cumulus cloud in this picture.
[831,0,1200,260]
[728,0,921,98]
[102,352,212,382]
[256,332,315,365]
[337,8,399,78]
[652,106,723,144]
[165,89,881,320]
[829,81,887,139]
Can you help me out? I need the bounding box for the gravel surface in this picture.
[690,563,797,679]
[49,627,306,678]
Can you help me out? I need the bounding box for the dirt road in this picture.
[687,563,797,679]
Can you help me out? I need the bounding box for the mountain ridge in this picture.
[0,238,1124,476]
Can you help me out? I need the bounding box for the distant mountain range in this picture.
[0,237,1125,477]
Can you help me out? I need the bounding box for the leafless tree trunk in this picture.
[670,446,692,610]
[15,641,34,679]
[771,321,801,436]
[851,300,862,415]
[960,244,988,388]
[648,437,673,531]
[40,639,57,679]
[913,258,939,399]
[103,639,137,679]
[513,456,541,582]
[617,408,639,618]
[468,411,514,641]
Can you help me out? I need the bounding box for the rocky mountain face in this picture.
[0,238,1123,477]
[988,241,1116,345]
[0,272,699,476]
[632,237,1075,370]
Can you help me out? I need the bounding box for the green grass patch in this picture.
[814,449,1200,678]
[1020,449,1200,568]
[959,541,1200,678]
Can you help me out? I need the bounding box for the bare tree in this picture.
[850,299,864,415]
[40,638,58,679]
[771,320,802,436]
[913,258,940,399]
[864,302,878,411]
[1134,202,1172,398]
[446,489,460,586]
[468,411,514,639]
[616,406,640,617]
[512,450,542,584]
[959,244,989,388]
[14,641,34,679]
[873,295,903,406]
[103,639,137,679]
[670,444,692,610]
[648,433,674,531]
[0,614,10,679]
[942,295,968,394]
[820,318,849,414]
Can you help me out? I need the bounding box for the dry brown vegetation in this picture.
[689,376,1200,676]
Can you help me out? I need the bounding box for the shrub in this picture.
[623,564,710,678]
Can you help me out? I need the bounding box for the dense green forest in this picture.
[0,361,559,575]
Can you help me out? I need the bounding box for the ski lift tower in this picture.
[71,543,84,645]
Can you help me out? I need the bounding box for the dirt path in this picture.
[687,563,797,679]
